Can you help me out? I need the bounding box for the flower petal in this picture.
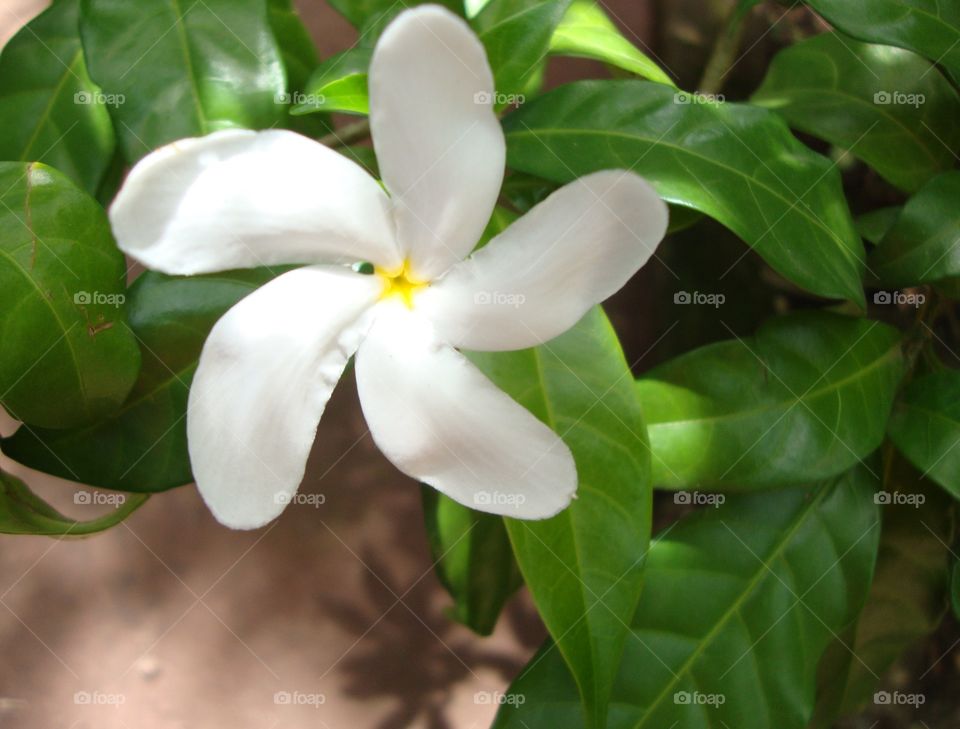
[369,6,505,279]
[355,304,576,518]
[111,129,401,275]
[188,266,382,529]
[418,171,668,350]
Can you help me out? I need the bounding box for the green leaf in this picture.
[549,0,674,86]
[637,311,904,490]
[0,162,139,429]
[475,0,573,100]
[857,206,901,246]
[952,559,960,620]
[469,308,652,729]
[751,32,960,193]
[80,0,286,161]
[493,467,881,729]
[0,0,116,196]
[888,369,960,500]
[0,469,147,536]
[422,489,522,635]
[811,460,953,725]
[868,172,960,288]
[267,0,329,135]
[803,0,960,84]
[503,80,866,304]
[293,49,372,116]
[1,268,279,491]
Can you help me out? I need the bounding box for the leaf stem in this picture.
[698,2,751,95]
[318,120,371,148]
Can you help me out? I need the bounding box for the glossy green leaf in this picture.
[294,49,371,116]
[475,0,573,100]
[888,369,960,500]
[267,0,329,135]
[868,172,960,287]
[549,0,674,86]
[637,311,903,490]
[2,268,279,491]
[422,489,522,635]
[0,162,139,428]
[752,32,960,193]
[0,0,115,196]
[812,461,953,725]
[0,469,147,536]
[80,0,286,161]
[503,80,865,303]
[494,467,881,729]
[803,0,960,84]
[469,307,651,729]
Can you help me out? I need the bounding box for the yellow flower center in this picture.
[376,260,428,309]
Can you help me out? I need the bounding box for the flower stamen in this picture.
[376,260,428,309]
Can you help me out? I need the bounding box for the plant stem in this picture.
[318,119,371,148]
[698,1,751,95]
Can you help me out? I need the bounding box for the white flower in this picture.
[109,5,668,529]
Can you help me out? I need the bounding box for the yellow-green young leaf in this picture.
[493,467,881,729]
[469,308,651,729]
[803,0,960,84]
[0,0,115,196]
[0,162,140,429]
[888,369,960,500]
[1,269,281,492]
[0,469,147,536]
[811,460,954,726]
[80,0,287,161]
[550,0,674,86]
[637,311,903,490]
[293,49,372,117]
[752,32,960,193]
[868,172,960,288]
[504,80,866,304]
